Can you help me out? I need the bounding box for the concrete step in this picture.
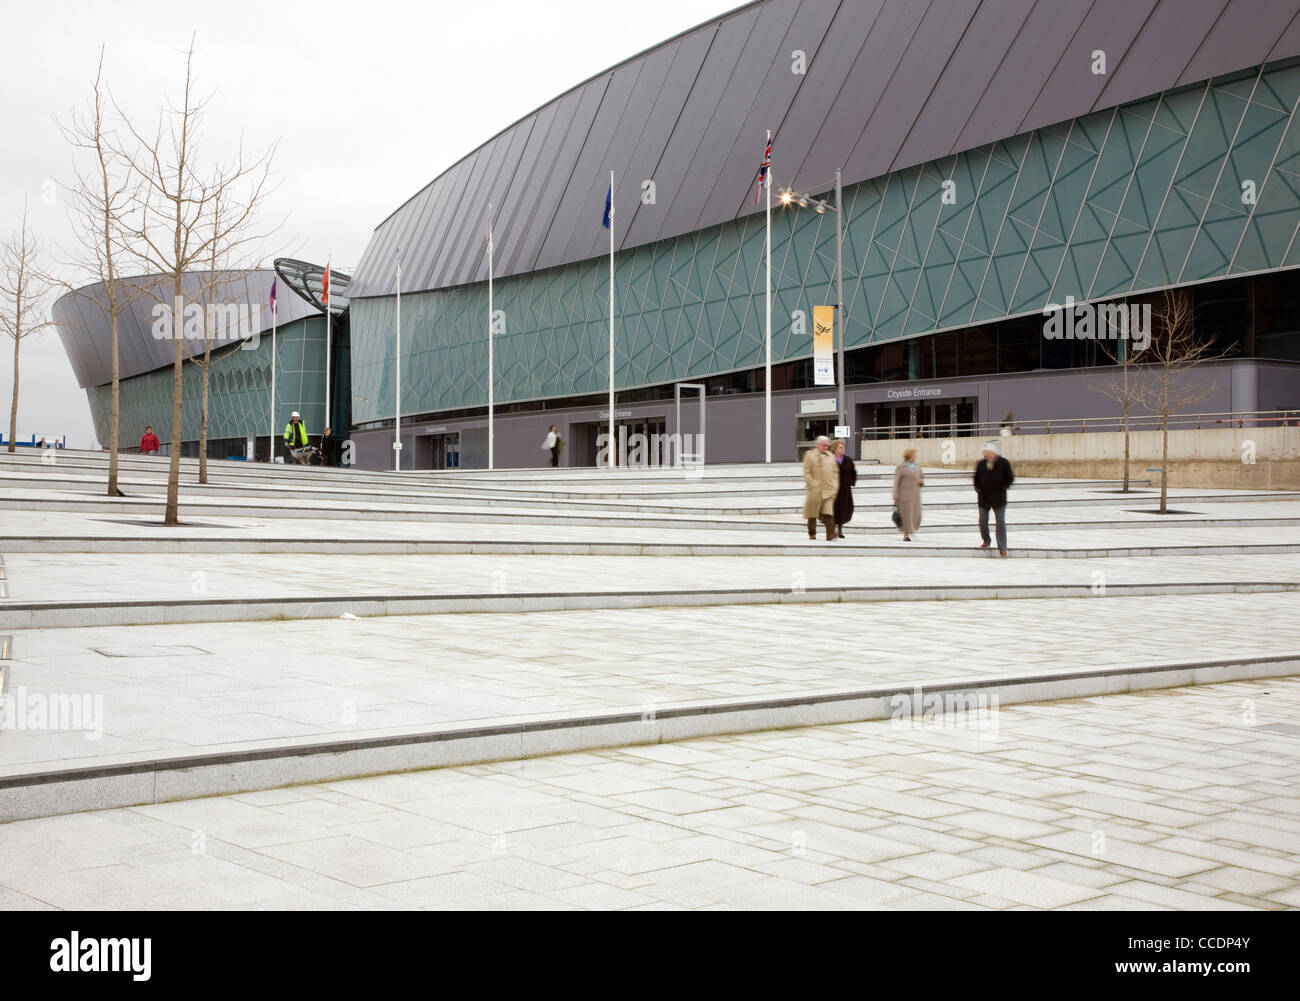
[2,649,1293,822]
[2,579,1296,629]
[4,534,1299,559]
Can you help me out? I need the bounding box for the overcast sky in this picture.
[0,0,731,448]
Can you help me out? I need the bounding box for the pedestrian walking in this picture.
[832,439,856,538]
[541,425,562,468]
[321,426,340,467]
[974,441,1015,556]
[802,435,839,542]
[139,426,160,455]
[892,448,924,542]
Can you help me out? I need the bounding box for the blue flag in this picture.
[602,184,612,230]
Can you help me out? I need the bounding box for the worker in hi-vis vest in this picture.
[283,411,309,454]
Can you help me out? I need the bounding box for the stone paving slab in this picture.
[1,677,1296,910]
[0,591,1295,775]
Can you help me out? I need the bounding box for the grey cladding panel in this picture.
[1017,0,1162,136]
[761,0,883,210]
[565,44,681,268]
[1096,0,1230,110]
[539,62,644,272]
[800,0,930,194]
[675,0,800,235]
[1184,0,1300,85]
[617,28,717,247]
[846,0,984,181]
[696,0,829,227]
[421,156,481,289]
[453,124,536,287]
[891,0,1038,169]
[953,0,1092,154]
[626,12,760,247]
[511,83,608,276]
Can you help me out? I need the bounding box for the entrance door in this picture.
[421,434,460,470]
[416,436,435,469]
[796,415,837,459]
[955,399,976,437]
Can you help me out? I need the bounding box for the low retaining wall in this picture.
[861,427,1300,490]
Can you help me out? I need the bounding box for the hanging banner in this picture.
[813,305,834,386]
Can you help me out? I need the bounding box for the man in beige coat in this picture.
[803,435,840,541]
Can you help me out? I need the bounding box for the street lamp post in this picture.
[835,168,845,434]
[780,168,848,434]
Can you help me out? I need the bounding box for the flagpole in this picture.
[486,202,488,473]
[765,130,772,464]
[395,255,402,472]
[270,291,276,462]
[323,256,331,437]
[608,169,615,470]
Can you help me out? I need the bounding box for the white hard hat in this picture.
[291,411,300,418]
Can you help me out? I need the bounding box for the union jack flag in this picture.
[753,133,772,205]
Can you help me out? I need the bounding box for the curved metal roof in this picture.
[347,0,1300,300]
[54,269,319,390]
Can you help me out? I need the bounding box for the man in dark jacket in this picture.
[974,442,1014,557]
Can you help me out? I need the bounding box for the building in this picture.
[52,1,1300,469]
[344,0,1300,470]
[54,264,350,459]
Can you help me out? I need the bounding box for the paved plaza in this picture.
[1,450,1298,909]
[2,677,1298,910]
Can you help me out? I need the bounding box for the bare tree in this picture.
[185,266,250,483]
[185,185,228,486]
[115,36,276,523]
[1136,288,1219,514]
[1081,298,1149,493]
[0,203,55,453]
[55,48,150,494]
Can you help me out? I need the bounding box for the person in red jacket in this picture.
[139,426,160,454]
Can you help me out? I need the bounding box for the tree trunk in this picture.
[164,292,183,525]
[7,331,18,453]
[1160,417,1169,514]
[198,342,210,485]
[108,311,119,495]
[1121,352,1130,492]
[1121,409,1130,492]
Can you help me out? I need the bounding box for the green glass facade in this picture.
[87,315,328,448]
[351,60,1300,426]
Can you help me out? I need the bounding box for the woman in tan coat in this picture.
[892,448,924,542]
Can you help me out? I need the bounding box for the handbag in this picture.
[891,505,902,528]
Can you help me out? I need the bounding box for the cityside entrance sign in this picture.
[886,386,944,400]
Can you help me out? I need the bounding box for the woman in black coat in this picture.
[832,439,856,538]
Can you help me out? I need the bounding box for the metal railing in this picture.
[859,410,1300,440]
